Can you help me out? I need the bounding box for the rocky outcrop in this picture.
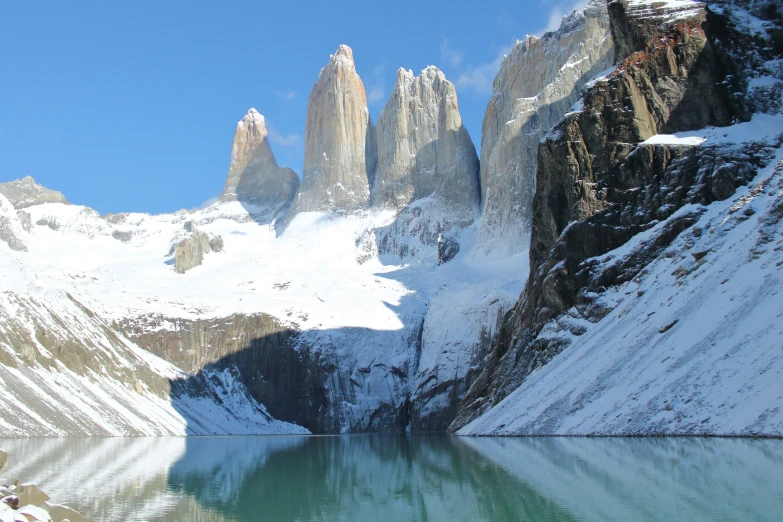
[0,176,68,209]
[0,196,27,252]
[473,0,614,258]
[218,109,300,220]
[451,0,779,430]
[374,66,479,218]
[369,67,480,257]
[173,226,224,274]
[283,45,376,223]
[1,467,91,522]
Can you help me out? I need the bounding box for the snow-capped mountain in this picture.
[1,0,781,437]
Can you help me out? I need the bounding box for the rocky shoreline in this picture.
[0,450,89,522]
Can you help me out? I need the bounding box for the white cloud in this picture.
[367,85,385,104]
[538,0,589,35]
[194,196,219,210]
[366,65,386,105]
[455,46,509,95]
[267,125,302,147]
[440,37,464,68]
[274,90,297,101]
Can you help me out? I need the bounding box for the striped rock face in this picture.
[472,0,614,259]
[286,45,377,220]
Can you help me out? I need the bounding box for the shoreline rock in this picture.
[1,453,90,521]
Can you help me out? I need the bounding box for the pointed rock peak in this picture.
[393,68,415,90]
[334,44,353,60]
[421,65,444,77]
[374,58,479,221]
[282,42,375,222]
[396,67,414,82]
[242,108,266,126]
[219,109,299,214]
[328,44,356,69]
[393,66,450,92]
[237,108,268,137]
[20,175,36,184]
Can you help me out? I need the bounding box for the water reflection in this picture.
[1,436,782,521]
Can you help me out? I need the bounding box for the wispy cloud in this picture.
[267,124,302,147]
[367,85,385,104]
[439,36,464,68]
[455,46,510,95]
[366,64,386,106]
[538,0,589,35]
[273,89,297,101]
[195,196,219,210]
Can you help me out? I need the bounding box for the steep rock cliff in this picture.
[473,0,615,258]
[452,0,783,432]
[283,45,376,224]
[367,67,480,259]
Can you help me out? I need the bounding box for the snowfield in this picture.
[0,189,525,435]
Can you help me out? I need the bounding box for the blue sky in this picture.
[1,0,587,214]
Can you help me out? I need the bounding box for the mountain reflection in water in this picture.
[1,436,781,521]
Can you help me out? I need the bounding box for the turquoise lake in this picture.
[1,436,782,521]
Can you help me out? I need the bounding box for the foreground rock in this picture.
[284,45,376,223]
[0,467,90,522]
[218,108,300,221]
[473,0,614,258]
[0,177,68,209]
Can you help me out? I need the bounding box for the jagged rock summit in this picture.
[284,45,377,223]
[374,66,480,219]
[0,176,69,209]
[472,0,614,258]
[367,66,480,258]
[219,108,299,219]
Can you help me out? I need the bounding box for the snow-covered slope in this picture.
[0,187,524,433]
[0,195,309,436]
[458,0,783,436]
[461,133,783,436]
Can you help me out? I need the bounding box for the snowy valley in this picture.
[1,0,782,439]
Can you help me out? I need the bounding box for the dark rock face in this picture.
[436,233,460,265]
[121,313,423,434]
[450,1,779,431]
[121,313,334,434]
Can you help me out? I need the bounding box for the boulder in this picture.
[173,228,224,274]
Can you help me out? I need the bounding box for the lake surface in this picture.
[1,436,782,521]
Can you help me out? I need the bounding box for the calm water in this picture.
[1,436,782,521]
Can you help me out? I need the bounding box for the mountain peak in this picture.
[0,176,69,209]
[218,109,299,217]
